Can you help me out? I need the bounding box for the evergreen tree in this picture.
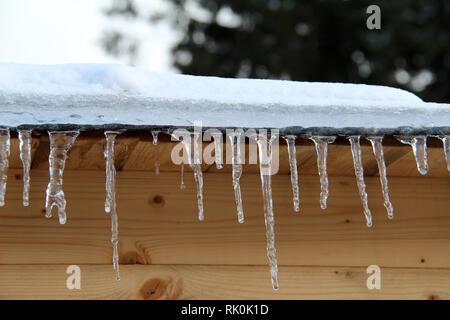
[102,0,450,102]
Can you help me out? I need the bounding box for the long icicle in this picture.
[284,135,300,212]
[212,132,223,170]
[193,132,204,221]
[104,131,121,281]
[367,136,394,219]
[180,163,186,190]
[309,136,335,210]
[152,131,160,175]
[438,136,449,171]
[348,136,372,227]
[397,136,428,175]
[255,133,279,291]
[45,131,79,224]
[228,131,244,223]
[0,128,10,207]
[180,133,204,221]
[18,130,32,207]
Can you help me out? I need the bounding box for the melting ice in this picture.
[367,136,394,219]
[212,132,223,170]
[254,133,279,291]
[438,136,450,171]
[0,128,10,207]
[45,131,79,224]
[104,131,121,281]
[180,163,186,190]
[18,130,32,207]
[309,136,335,210]
[283,135,300,212]
[348,136,372,227]
[397,136,428,175]
[179,133,204,221]
[152,131,160,175]
[228,131,244,223]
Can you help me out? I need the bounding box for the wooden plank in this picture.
[7,136,446,177]
[0,169,449,268]
[29,133,140,170]
[386,143,449,177]
[0,264,448,299]
[122,140,211,172]
[210,141,448,177]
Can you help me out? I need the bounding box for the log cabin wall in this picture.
[0,131,449,299]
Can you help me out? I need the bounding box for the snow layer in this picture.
[0,63,449,135]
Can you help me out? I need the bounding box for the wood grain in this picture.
[2,132,449,299]
[0,169,448,269]
[7,136,448,177]
[29,134,140,170]
[0,264,448,300]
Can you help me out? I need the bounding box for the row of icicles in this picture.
[0,128,449,290]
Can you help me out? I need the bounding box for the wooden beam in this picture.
[7,136,449,177]
[0,169,449,269]
[29,132,140,171]
[0,264,448,299]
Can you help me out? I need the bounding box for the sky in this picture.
[0,0,176,72]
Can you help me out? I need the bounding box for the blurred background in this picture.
[0,0,449,102]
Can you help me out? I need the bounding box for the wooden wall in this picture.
[0,132,449,299]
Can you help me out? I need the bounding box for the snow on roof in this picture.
[0,63,449,135]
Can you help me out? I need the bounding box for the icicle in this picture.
[18,130,32,207]
[180,133,204,221]
[397,136,428,175]
[438,136,450,171]
[367,136,394,219]
[180,163,186,190]
[283,135,300,212]
[0,128,10,207]
[228,132,244,223]
[104,131,121,281]
[152,131,160,175]
[212,132,223,170]
[348,136,372,227]
[254,133,279,291]
[309,136,335,210]
[45,131,79,225]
